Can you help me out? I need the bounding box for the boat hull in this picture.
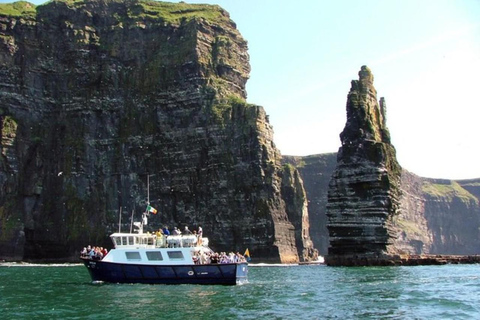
[81,258,248,285]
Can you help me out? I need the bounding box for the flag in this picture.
[147,205,157,214]
[244,248,251,262]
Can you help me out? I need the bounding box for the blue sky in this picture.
[2,0,480,179]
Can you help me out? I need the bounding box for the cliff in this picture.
[396,174,480,254]
[282,153,336,255]
[0,0,315,262]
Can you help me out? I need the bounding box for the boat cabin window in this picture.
[140,236,155,246]
[128,237,135,245]
[114,237,122,246]
[125,252,141,261]
[146,251,163,261]
[167,251,184,260]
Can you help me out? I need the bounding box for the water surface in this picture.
[1,263,479,319]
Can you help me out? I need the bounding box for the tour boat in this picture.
[80,211,248,285]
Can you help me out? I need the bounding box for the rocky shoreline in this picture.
[325,254,480,266]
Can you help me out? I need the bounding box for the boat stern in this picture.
[236,262,248,285]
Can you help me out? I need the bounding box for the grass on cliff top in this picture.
[40,0,228,25]
[422,180,478,203]
[1,1,229,25]
[134,1,228,24]
[0,1,36,18]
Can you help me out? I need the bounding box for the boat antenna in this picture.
[118,206,122,233]
[147,174,150,205]
[138,174,151,233]
[130,208,134,233]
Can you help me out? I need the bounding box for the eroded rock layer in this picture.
[325,66,402,265]
[0,0,315,262]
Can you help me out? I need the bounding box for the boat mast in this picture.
[138,174,151,234]
[130,208,134,233]
[147,174,150,206]
[118,206,122,233]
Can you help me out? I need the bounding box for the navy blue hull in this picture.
[81,258,248,285]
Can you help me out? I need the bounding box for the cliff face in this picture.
[282,154,336,255]
[325,66,403,264]
[283,155,480,257]
[0,0,315,262]
[396,175,480,254]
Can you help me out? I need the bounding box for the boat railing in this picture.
[166,235,201,248]
[110,232,208,249]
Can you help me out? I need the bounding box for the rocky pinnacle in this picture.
[325,66,402,266]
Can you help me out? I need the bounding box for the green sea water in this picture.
[0,263,479,319]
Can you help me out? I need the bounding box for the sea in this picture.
[0,263,479,319]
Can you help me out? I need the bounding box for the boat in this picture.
[80,184,248,285]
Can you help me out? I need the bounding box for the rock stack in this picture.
[325,66,402,266]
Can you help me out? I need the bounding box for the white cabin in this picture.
[102,232,211,265]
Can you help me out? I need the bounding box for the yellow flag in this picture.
[244,248,251,261]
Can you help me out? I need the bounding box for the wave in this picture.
[0,262,83,267]
[249,263,300,267]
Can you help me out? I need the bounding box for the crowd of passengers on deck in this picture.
[153,225,204,248]
[193,251,247,264]
[80,245,107,260]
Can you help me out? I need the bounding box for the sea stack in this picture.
[325,66,402,266]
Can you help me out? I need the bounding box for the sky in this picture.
[3,0,480,180]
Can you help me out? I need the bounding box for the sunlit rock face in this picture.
[395,173,480,255]
[325,66,403,265]
[0,0,315,262]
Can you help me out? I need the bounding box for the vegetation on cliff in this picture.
[422,180,478,204]
[0,1,36,17]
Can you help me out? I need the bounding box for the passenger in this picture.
[210,252,219,264]
[95,247,104,260]
[183,226,192,235]
[173,227,181,235]
[236,252,245,262]
[193,251,201,265]
[80,247,87,257]
[199,251,207,265]
[219,252,228,264]
[101,247,108,257]
[197,226,203,245]
[162,226,170,236]
[88,247,96,259]
[155,229,164,247]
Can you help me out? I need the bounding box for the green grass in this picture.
[422,180,478,203]
[131,1,227,24]
[1,0,228,25]
[2,116,18,138]
[48,0,228,24]
[0,1,36,18]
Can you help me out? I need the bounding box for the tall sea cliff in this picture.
[0,0,316,262]
[1,1,478,264]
